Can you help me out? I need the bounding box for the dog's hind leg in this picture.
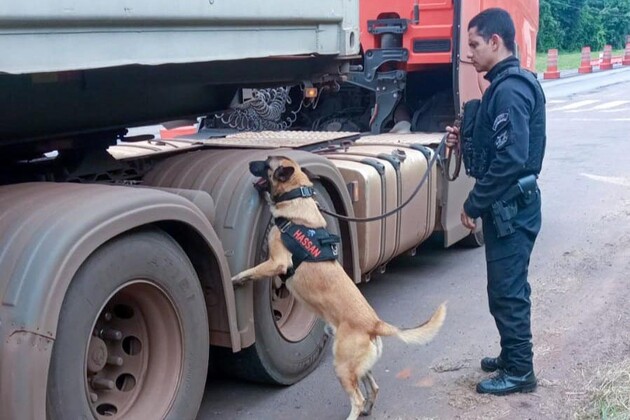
[336,365,364,420]
[360,371,379,416]
[334,327,367,420]
[359,337,382,416]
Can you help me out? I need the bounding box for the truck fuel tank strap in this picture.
[318,134,447,223]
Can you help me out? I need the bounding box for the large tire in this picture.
[216,182,340,385]
[46,228,209,420]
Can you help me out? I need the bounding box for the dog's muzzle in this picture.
[249,160,270,179]
[249,160,271,193]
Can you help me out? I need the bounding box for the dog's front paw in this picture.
[324,324,336,338]
[231,273,250,288]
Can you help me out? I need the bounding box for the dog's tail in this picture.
[373,302,446,345]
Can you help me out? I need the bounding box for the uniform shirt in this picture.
[463,56,543,219]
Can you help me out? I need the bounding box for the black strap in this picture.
[280,267,296,283]
[500,174,538,202]
[501,184,525,202]
[274,217,340,283]
[273,186,315,203]
[275,217,293,232]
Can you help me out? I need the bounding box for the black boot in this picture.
[480,356,504,372]
[476,370,537,395]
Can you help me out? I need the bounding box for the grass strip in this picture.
[536,49,626,73]
[576,359,630,420]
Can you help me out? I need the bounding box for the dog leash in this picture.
[444,117,462,182]
[444,142,462,182]
[318,134,449,223]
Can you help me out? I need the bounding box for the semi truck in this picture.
[0,1,539,419]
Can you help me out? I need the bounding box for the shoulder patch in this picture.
[493,112,510,132]
[495,130,510,149]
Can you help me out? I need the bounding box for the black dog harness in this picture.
[273,186,315,203]
[275,216,340,282]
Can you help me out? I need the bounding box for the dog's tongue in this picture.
[253,178,269,194]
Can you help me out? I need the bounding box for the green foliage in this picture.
[537,0,563,51]
[575,5,606,50]
[538,0,630,52]
[601,0,630,48]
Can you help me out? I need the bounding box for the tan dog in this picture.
[232,156,446,420]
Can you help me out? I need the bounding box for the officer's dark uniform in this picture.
[462,56,546,376]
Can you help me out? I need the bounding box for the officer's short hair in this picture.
[468,8,516,53]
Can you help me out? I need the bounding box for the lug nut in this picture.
[92,378,115,390]
[90,392,98,403]
[99,329,122,341]
[107,356,123,366]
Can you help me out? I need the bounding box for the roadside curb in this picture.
[539,65,630,84]
[541,65,630,100]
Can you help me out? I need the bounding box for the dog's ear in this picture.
[273,165,295,182]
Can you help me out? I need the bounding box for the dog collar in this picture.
[273,186,315,203]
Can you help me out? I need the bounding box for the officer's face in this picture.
[467,27,499,73]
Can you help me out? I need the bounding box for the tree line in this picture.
[538,0,630,51]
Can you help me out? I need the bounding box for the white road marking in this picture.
[581,174,630,187]
[589,100,630,110]
[566,103,630,113]
[591,101,630,111]
[554,99,600,111]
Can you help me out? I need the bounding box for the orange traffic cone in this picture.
[623,42,630,66]
[578,46,593,74]
[600,45,613,70]
[543,49,560,79]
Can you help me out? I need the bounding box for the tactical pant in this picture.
[481,191,542,375]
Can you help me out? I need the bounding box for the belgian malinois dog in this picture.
[232,156,446,420]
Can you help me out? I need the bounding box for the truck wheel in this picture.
[217,183,340,385]
[46,228,209,420]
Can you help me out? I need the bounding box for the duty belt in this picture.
[500,174,538,203]
[490,174,539,238]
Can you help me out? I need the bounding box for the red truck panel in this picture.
[360,0,454,68]
[360,0,539,73]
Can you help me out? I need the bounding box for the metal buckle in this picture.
[331,244,339,256]
[279,220,292,233]
[300,187,313,197]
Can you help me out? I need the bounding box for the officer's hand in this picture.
[461,208,476,230]
[445,125,460,149]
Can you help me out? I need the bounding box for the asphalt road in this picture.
[197,66,630,420]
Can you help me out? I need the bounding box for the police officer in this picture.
[446,8,546,395]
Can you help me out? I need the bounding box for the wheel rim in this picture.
[85,281,183,419]
[269,277,317,342]
[260,222,318,343]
